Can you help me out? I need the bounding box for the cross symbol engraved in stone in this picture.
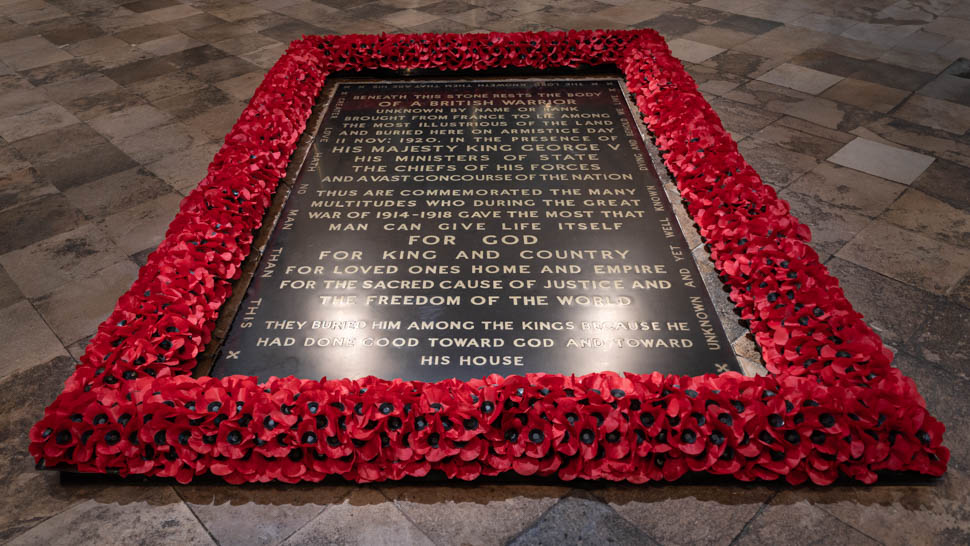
[715,363,729,373]
[227,350,241,360]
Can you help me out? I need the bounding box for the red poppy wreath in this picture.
[29,30,948,485]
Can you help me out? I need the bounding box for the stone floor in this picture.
[1,0,969,543]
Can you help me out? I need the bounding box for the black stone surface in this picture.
[211,79,740,382]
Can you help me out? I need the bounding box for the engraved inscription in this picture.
[211,79,740,382]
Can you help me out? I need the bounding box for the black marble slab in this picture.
[210,79,740,382]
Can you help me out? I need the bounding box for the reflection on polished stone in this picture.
[211,79,740,382]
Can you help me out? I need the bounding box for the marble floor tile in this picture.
[786,162,906,217]
[102,56,180,86]
[32,259,139,344]
[124,0,180,14]
[214,70,265,101]
[19,58,100,87]
[96,192,183,254]
[788,13,857,35]
[184,20,265,43]
[737,137,819,188]
[87,103,172,140]
[11,122,109,167]
[0,300,68,380]
[136,32,205,56]
[258,20,328,43]
[778,190,872,257]
[685,64,746,96]
[0,193,84,254]
[936,37,970,59]
[837,220,970,295]
[787,48,871,77]
[114,21,181,45]
[6,486,216,546]
[848,59,936,91]
[39,21,104,46]
[749,122,846,159]
[892,30,950,53]
[405,18,475,35]
[176,484,352,546]
[187,56,261,84]
[211,32,280,56]
[876,0,940,22]
[634,13,702,37]
[281,488,436,546]
[599,483,773,546]
[152,85,231,120]
[76,44,154,73]
[911,158,970,211]
[181,101,246,141]
[63,35,131,57]
[146,139,222,194]
[892,353,970,471]
[114,121,197,163]
[681,25,756,49]
[32,140,139,191]
[510,493,657,545]
[756,62,843,94]
[0,104,80,143]
[0,355,112,540]
[732,25,832,60]
[737,494,880,545]
[595,1,675,25]
[906,299,970,377]
[0,265,22,309]
[922,16,970,39]
[240,43,290,69]
[841,21,921,49]
[707,96,782,137]
[0,165,57,213]
[0,35,74,71]
[783,95,881,132]
[157,44,230,70]
[380,8,440,28]
[41,73,120,106]
[824,257,939,347]
[918,72,970,108]
[0,223,128,298]
[382,0,444,8]
[667,38,726,63]
[127,70,208,103]
[882,189,970,248]
[714,13,782,35]
[828,137,935,184]
[0,86,50,119]
[820,77,909,113]
[63,166,173,218]
[145,4,203,23]
[382,483,569,546]
[878,48,954,73]
[700,49,781,78]
[207,4,273,22]
[772,468,970,546]
[722,79,813,113]
[168,13,230,34]
[862,115,970,170]
[893,94,970,135]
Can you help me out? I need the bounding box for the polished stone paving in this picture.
[1,0,970,544]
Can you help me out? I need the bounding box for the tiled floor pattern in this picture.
[1,0,970,543]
